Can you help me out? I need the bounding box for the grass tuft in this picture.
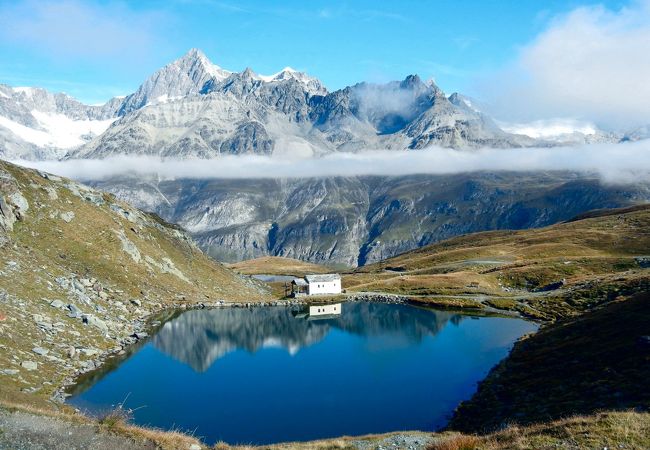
[428,434,481,450]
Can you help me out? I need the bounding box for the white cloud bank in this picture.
[12,141,650,185]
[483,1,650,130]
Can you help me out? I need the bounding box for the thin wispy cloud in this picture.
[173,0,250,14]
[260,4,408,23]
[417,60,472,79]
[0,0,168,63]
[452,36,480,51]
[13,141,650,185]
[315,5,408,22]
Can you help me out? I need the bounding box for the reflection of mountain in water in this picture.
[153,303,462,372]
[332,303,461,340]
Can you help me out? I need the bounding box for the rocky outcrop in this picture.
[0,166,27,232]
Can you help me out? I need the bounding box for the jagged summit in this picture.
[258,66,297,81]
[117,48,232,115]
[183,48,233,80]
[257,66,327,95]
[116,49,327,114]
[1,48,617,161]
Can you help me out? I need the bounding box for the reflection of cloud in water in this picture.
[152,303,462,372]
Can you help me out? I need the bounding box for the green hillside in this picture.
[0,160,269,409]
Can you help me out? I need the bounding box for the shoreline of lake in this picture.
[63,299,538,445]
[57,292,535,404]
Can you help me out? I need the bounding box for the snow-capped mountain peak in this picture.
[498,119,597,139]
[258,67,298,82]
[117,49,328,113]
[4,48,618,162]
[255,66,327,95]
[117,48,232,115]
[183,48,232,81]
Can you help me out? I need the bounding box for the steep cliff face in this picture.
[91,172,650,266]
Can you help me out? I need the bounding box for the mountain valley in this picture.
[90,171,650,266]
[2,49,648,268]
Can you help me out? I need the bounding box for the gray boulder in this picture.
[82,314,108,333]
[21,361,37,371]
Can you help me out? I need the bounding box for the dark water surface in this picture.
[69,303,537,445]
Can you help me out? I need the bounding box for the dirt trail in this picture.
[0,409,154,450]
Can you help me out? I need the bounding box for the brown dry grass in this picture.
[428,434,481,450]
[0,400,200,450]
[106,421,202,450]
[430,411,650,449]
[344,204,650,320]
[228,256,336,276]
[3,401,649,449]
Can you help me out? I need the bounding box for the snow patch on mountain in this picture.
[258,67,299,82]
[499,119,597,139]
[0,111,114,150]
[257,67,326,95]
[148,94,185,106]
[12,87,35,95]
[192,48,232,81]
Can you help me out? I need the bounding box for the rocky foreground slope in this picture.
[0,160,268,409]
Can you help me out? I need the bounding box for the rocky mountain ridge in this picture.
[2,48,619,161]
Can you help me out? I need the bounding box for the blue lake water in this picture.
[68,302,537,445]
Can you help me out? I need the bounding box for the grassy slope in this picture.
[228,256,346,298]
[0,160,269,409]
[343,204,650,320]
[278,410,650,450]
[431,411,650,450]
[448,291,650,433]
[227,256,334,276]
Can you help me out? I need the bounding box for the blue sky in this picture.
[0,0,636,106]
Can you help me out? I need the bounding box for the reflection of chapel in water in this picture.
[147,302,466,373]
[292,303,342,321]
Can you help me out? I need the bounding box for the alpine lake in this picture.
[68,301,537,445]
